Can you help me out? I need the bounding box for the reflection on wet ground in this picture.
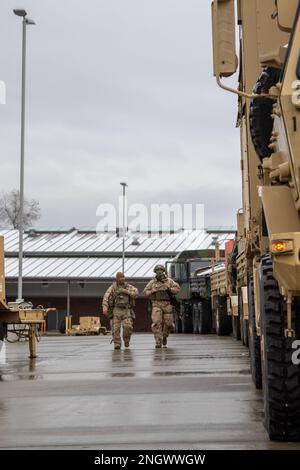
[1,333,300,449]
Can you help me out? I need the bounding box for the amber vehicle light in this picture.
[271,240,294,254]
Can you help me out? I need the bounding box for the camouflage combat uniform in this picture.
[103,282,138,349]
[144,271,180,348]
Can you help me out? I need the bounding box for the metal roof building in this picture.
[1,227,235,280]
[1,227,235,331]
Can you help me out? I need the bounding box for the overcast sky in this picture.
[0,0,242,230]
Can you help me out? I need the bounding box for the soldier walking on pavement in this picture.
[144,265,180,348]
[102,272,138,350]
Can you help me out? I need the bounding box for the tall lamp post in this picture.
[120,182,128,274]
[13,9,35,302]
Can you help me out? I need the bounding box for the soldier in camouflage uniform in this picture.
[102,272,138,350]
[144,265,180,348]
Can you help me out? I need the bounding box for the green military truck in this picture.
[166,231,235,333]
[166,251,213,334]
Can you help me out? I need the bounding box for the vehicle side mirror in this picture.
[211,0,238,77]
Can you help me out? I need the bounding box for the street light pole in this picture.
[120,182,128,274]
[17,15,26,303]
[13,9,35,302]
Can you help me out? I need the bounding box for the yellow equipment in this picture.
[66,316,107,336]
[0,235,55,358]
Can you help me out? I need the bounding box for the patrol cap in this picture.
[154,264,166,273]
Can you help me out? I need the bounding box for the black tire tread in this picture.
[248,278,262,390]
[249,68,281,161]
[192,303,200,334]
[199,300,212,334]
[232,314,241,341]
[261,256,300,441]
[174,310,182,334]
[216,296,232,336]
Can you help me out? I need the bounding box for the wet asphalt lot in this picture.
[1,333,300,450]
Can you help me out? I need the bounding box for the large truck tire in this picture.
[249,67,281,161]
[232,314,241,340]
[241,319,249,347]
[198,300,212,334]
[0,322,5,341]
[174,310,182,333]
[181,304,193,334]
[181,315,193,334]
[59,319,66,334]
[248,278,262,390]
[260,255,300,441]
[215,296,232,336]
[192,303,200,334]
[239,290,249,346]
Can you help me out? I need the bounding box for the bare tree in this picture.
[0,189,41,229]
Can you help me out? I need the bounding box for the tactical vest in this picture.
[113,284,131,308]
[152,291,170,301]
[114,292,130,308]
[151,282,170,301]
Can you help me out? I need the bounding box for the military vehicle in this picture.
[65,316,108,336]
[166,249,214,333]
[209,239,238,337]
[166,232,235,334]
[212,0,300,440]
[0,235,53,358]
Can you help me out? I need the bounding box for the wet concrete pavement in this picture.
[1,333,300,450]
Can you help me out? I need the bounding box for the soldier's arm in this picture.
[168,279,180,294]
[143,280,154,297]
[128,285,138,299]
[102,285,113,312]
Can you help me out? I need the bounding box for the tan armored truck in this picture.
[0,236,54,358]
[209,238,241,337]
[210,214,250,344]
[212,0,300,441]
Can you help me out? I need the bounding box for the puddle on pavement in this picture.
[0,367,251,382]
